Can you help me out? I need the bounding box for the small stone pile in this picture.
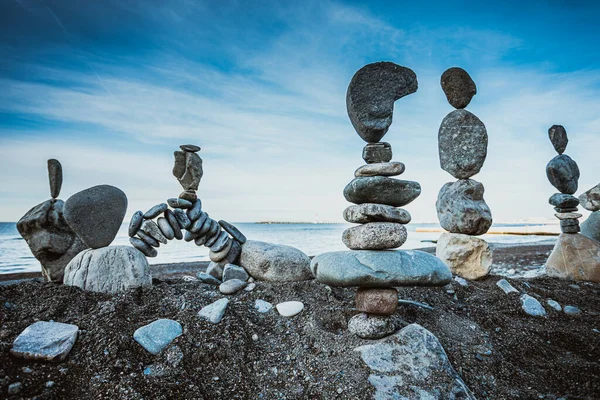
[544,127,600,282]
[435,67,493,280]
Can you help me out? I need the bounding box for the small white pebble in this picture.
[252,333,258,341]
[46,381,55,388]
[276,301,304,317]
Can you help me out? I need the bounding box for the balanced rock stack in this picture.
[580,183,600,243]
[545,127,600,282]
[435,67,493,280]
[312,62,452,339]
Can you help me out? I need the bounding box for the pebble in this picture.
[141,220,168,244]
[245,282,256,292]
[180,144,201,152]
[343,203,411,224]
[252,333,259,341]
[496,279,518,295]
[48,159,63,199]
[362,142,392,164]
[546,154,580,195]
[157,217,175,240]
[189,212,208,233]
[219,220,247,244]
[137,230,159,247]
[22,367,33,373]
[548,125,568,155]
[210,231,231,253]
[179,189,197,202]
[8,382,22,395]
[186,199,203,221]
[167,198,193,209]
[133,319,182,355]
[520,294,547,317]
[549,193,579,208]
[164,210,183,240]
[206,262,224,280]
[440,67,477,109]
[219,279,247,294]
[46,381,55,388]
[197,272,220,286]
[222,264,249,282]
[454,276,469,287]
[209,239,233,262]
[144,203,168,219]
[128,211,144,237]
[130,237,158,257]
[354,161,405,177]
[255,299,273,313]
[173,209,191,229]
[344,176,421,207]
[198,298,228,324]
[547,299,562,311]
[342,222,407,250]
[10,321,79,361]
[564,306,581,315]
[355,288,398,315]
[436,178,492,235]
[555,212,582,220]
[276,301,304,317]
[348,313,395,339]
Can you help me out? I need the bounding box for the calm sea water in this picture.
[0,222,556,275]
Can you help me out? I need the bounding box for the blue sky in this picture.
[0,0,599,223]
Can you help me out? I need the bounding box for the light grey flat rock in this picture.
[520,294,547,317]
[133,319,182,355]
[11,321,79,361]
[198,298,229,324]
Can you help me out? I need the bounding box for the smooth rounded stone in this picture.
[180,144,201,152]
[546,154,580,194]
[436,179,492,235]
[198,298,229,324]
[17,199,88,283]
[64,185,128,249]
[133,319,182,355]
[189,212,209,233]
[167,197,193,209]
[129,211,144,237]
[342,222,407,250]
[440,67,477,109]
[547,299,562,311]
[204,222,222,247]
[10,321,78,361]
[173,150,203,191]
[311,250,452,287]
[362,142,392,164]
[548,125,568,155]
[348,313,395,339]
[187,198,203,221]
[581,211,600,242]
[579,183,600,211]
[496,279,518,295]
[344,176,421,207]
[157,217,175,240]
[347,62,417,143]
[179,190,197,202]
[356,288,398,315]
[563,305,581,315]
[164,210,182,240]
[546,233,600,283]
[276,301,304,317]
[184,229,201,243]
[197,215,213,236]
[209,231,231,253]
[219,279,247,295]
[194,234,207,246]
[47,159,63,199]
[206,262,224,280]
[245,282,256,292]
[130,237,158,257]
[549,193,579,209]
[222,263,249,282]
[64,246,152,293]
[354,161,405,177]
[143,203,168,219]
[438,109,487,179]
[209,238,233,262]
[239,240,312,282]
[343,203,411,224]
[173,209,191,229]
[555,212,582,220]
[141,220,168,244]
[218,220,247,244]
[436,233,492,280]
[555,207,578,213]
[255,299,273,313]
[520,294,547,317]
[137,230,159,247]
[561,224,580,234]
[197,272,220,286]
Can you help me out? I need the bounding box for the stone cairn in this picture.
[435,67,493,280]
[545,127,600,282]
[311,62,452,339]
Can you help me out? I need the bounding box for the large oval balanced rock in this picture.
[344,177,421,207]
[436,179,492,235]
[64,185,128,249]
[438,109,487,179]
[440,67,477,109]
[548,125,568,155]
[546,154,580,194]
[239,240,312,282]
[579,183,600,212]
[342,222,407,250]
[344,203,411,224]
[347,62,418,143]
[63,246,152,293]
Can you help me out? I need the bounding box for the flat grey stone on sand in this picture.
[240,240,312,282]
[436,179,492,235]
[219,220,247,244]
[219,279,247,295]
[144,203,168,219]
[255,299,273,313]
[342,222,407,250]
[581,211,600,242]
[579,183,600,211]
[344,176,421,207]
[64,185,128,249]
[311,250,452,287]
[546,154,580,195]
[496,279,518,295]
[222,264,249,282]
[198,298,229,324]
[354,161,405,177]
[130,237,158,258]
[355,324,476,399]
[548,125,568,155]
[48,159,63,199]
[133,319,182,355]
[348,313,395,339]
[347,62,418,143]
[520,294,546,317]
[343,203,411,224]
[440,67,477,109]
[362,142,392,164]
[11,321,79,361]
[129,211,144,237]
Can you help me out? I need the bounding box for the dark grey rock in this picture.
[164,210,182,240]
[187,199,203,221]
[562,223,581,234]
[180,144,201,152]
[219,220,247,244]
[548,125,568,155]
[222,263,249,282]
[194,234,207,246]
[206,262,224,280]
[581,211,600,242]
[137,230,159,247]
[173,209,191,229]
[223,240,242,265]
[344,177,421,207]
[438,109,487,179]
[144,203,168,219]
[64,185,128,249]
[579,183,600,211]
[362,142,392,164]
[10,321,79,361]
[129,211,144,237]
[560,219,580,230]
[197,272,220,285]
[8,382,22,395]
[354,162,405,177]
[167,198,193,209]
[48,159,62,199]
[130,237,158,257]
[549,193,579,208]
[173,150,203,191]
[546,154,580,194]
[436,179,492,235]
[240,240,312,282]
[219,279,247,295]
[555,207,578,213]
[210,231,230,253]
[348,313,395,339]
[343,203,410,224]
[204,221,221,247]
[342,222,407,250]
[189,212,209,233]
[346,62,418,143]
[440,67,477,109]
[157,217,175,240]
[141,220,168,244]
[184,229,201,242]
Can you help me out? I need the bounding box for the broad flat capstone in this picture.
[347,62,418,143]
[310,250,452,287]
[344,177,421,207]
[579,183,600,212]
[355,324,476,399]
[436,179,492,235]
[440,67,477,109]
[354,161,405,177]
[47,159,63,199]
[546,233,600,283]
[63,246,152,293]
[436,233,492,280]
[581,211,600,242]
[438,109,487,179]
[548,125,568,155]
[10,321,79,361]
[342,222,407,250]
[362,142,392,164]
[546,154,580,195]
[133,319,182,355]
[348,313,395,339]
[64,185,128,249]
[239,240,312,282]
[343,203,410,224]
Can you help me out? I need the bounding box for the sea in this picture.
[0,222,557,276]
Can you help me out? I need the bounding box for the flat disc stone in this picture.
[546,154,580,194]
[343,203,411,224]
[347,62,418,143]
[310,250,452,287]
[438,109,487,179]
[344,177,421,207]
[10,321,79,361]
[440,67,477,109]
[548,125,568,155]
[64,185,128,249]
[355,162,405,177]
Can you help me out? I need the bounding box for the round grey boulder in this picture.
[436,179,492,235]
[344,177,421,207]
[239,240,312,282]
[548,125,568,155]
[348,313,396,339]
[546,154,580,195]
[342,222,407,250]
[440,67,477,109]
[343,203,411,224]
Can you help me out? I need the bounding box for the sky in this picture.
[0,0,599,223]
